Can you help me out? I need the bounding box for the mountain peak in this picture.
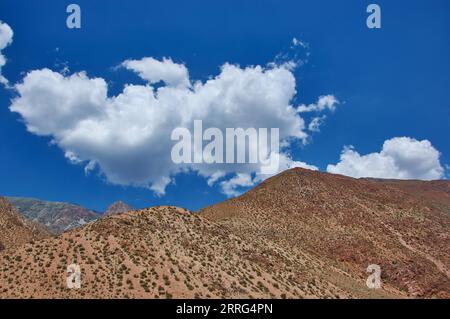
[200,168,450,297]
[104,201,132,216]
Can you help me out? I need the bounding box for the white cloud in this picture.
[11,69,107,136]
[0,21,13,85]
[292,37,308,49]
[207,171,226,187]
[11,58,325,196]
[298,95,338,113]
[308,115,326,132]
[220,173,255,197]
[298,95,338,136]
[327,137,445,180]
[122,57,190,88]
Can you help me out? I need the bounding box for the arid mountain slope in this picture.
[364,178,450,208]
[1,169,448,298]
[0,206,391,299]
[7,197,99,234]
[104,201,132,217]
[0,197,50,251]
[200,168,450,298]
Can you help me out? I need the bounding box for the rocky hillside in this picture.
[7,197,99,234]
[0,206,384,298]
[200,168,450,298]
[0,197,50,251]
[0,169,448,299]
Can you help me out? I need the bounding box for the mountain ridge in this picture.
[1,205,384,298]
[7,196,100,234]
[200,168,450,297]
[0,168,448,298]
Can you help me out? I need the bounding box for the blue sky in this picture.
[0,0,449,212]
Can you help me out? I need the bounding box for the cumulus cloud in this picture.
[207,171,226,187]
[122,57,190,88]
[220,173,255,197]
[298,95,338,113]
[327,137,445,180]
[11,58,325,196]
[0,21,13,85]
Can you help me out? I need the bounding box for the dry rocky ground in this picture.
[0,168,449,298]
[0,197,50,251]
[201,168,450,298]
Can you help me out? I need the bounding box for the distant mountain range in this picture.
[0,168,448,298]
[6,197,100,234]
[5,197,134,234]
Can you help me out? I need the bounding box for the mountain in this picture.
[0,168,448,298]
[6,197,99,234]
[0,197,50,251]
[200,168,450,298]
[104,201,132,216]
[0,206,375,298]
[362,178,450,206]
